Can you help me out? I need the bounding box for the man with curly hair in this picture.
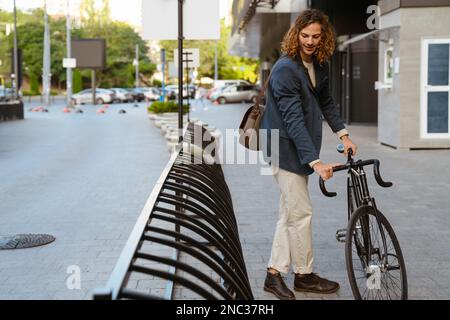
[260,9,357,300]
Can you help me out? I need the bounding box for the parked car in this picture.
[110,88,134,103]
[72,88,116,105]
[126,88,145,102]
[211,84,259,104]
[213,80,250,89]
[0,88,13,102]
[163,86,177,100]
[207,86,226,100]
[195,87,209,99]
[165,84,196,99]
[137,87,160,101]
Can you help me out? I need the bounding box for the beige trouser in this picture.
[268,165,314,275]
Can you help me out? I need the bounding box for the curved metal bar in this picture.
[145,225,253,299]
[151,210,248,275]
[171,164,232,205]
[174,157,229,190]
[169,172,233,213]
[129,265,218,300]
[162,182,237,233]
[164,173,236,229]
[168,170,233,213]
[134,252,232,299]
[146,219,251,295]
[156,194,244,256]
[157,192,237,243]
[142,233,252,299]
[172,160,230,198]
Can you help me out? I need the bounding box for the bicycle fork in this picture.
[355,168,390,274]
[336,167,391,275]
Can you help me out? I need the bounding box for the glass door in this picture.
[421,39,450,138]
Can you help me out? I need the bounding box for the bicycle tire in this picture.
[345,205,408,300]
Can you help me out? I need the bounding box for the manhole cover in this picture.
[0,234,55,250]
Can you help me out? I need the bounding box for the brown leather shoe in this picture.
[264,272,296,300]
[294,273,340,294]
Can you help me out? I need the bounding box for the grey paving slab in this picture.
[184,99,450,300]
[0,102,169,300]
[2,98,449,300]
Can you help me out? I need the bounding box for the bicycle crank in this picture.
[336,229,346,243]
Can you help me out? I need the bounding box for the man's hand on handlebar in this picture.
[313,162,342,181]
[341,135,357,156]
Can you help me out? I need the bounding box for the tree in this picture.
[8,10,84,93]
[159,20,259,83]
[89,21,156,88]
[0,8,50,86]
[0,5,156,92]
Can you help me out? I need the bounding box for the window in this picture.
[421,39,450,138]
[384,47,394,84]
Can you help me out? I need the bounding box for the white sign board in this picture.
[63,58,76,68]
[168,62,178,79]
[174,48,200,68]
[142,0,220,40]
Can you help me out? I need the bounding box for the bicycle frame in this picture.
[320,150,393,273]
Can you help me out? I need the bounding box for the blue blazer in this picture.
[261,54,346,176]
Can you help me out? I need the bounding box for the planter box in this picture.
[0,101,24,121]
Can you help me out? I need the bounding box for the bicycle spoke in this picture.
[346,207,406,300]
[386,272,402,292]
[384,273,400,299]
[381,276,393,299]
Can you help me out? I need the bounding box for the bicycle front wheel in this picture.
[345,205,408,300]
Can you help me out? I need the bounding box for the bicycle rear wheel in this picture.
[345,205,408,300]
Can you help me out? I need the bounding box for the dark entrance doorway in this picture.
[311,0,379,124]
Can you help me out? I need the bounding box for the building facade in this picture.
[377,0,450,149]
[230,0,450,150]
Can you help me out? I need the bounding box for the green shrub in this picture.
[29,73,40,95]
[152,79,162,87]
[147,101,189,114]
[73,69,83,93]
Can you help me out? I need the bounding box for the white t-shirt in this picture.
[302,60,316,88]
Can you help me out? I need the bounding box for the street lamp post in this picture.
[66,0,73,107]
[160,48,166,102]
[178,0,184,143]
[42,1,51,107]
[12,0,19,100]
[135,44,139,88]
[214,42,218,82]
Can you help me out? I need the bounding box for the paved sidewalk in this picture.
[0,102,169,299]
[189,100,450,300]
[1,99,449,300]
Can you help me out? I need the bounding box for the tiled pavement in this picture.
[0,102,169,299]
[189,100,450,300]
[1,99,449,300]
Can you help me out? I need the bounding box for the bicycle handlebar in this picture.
[319,146,393,198]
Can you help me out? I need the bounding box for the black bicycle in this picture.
[319,145,408,300]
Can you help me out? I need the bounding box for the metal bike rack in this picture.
[93,123,253,300]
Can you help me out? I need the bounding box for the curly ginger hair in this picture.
[281,9,336,64]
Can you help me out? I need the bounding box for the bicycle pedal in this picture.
[335,229,347,243]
